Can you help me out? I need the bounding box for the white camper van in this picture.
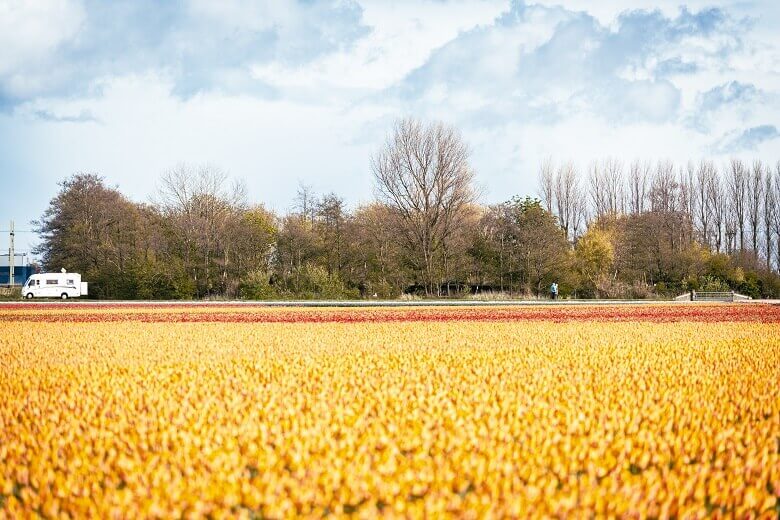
[22,270,88,299]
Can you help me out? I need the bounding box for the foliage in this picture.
[470,197,572,297]
[575,226,615,297]
[695,275,730,292]
[30,156,780,300]
[286,264,360,300]
[238,270,277,300]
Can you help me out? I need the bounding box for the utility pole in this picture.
[9,220,14,286]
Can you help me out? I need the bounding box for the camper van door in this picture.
[24,276,39,297]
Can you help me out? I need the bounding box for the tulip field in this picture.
[1,303,779,518]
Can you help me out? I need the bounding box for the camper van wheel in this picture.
[26,293,33,299]
[61,293,68,300]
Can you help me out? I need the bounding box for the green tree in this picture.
[471,197,572,296]
[575,227,615,297]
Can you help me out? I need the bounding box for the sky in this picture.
[1,0,779,256]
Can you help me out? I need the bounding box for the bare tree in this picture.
[372,118,477,295]
[554,162,585,242]
[627,160,650,214]
[747,160,765,255]
[588,161,607,222]
[694,160,714,247]
[774,162,780,270]
[603,158,625,215]
[650,160,678,213]
[680,162,696,221]
[764,169,776,270]
[707,168,726,253]
[156,164,247,296]
[538,157,555,214]
[294,182,318,224]
[727,159,748,251]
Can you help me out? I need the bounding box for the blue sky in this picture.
[1,0,779,255]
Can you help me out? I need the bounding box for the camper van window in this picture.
[67,279,74,285]
[46,279,58,285]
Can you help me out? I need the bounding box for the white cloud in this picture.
[529,0,756,26]
[0,0,84,73]
[0,0,369,105]
[252,0,509,91]
[0,0,85,99]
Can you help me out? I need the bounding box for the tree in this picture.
[554,162,585,242]
[371,118,477,295]
[538,157,555,214]
[614,210,703,294]
[627,160,650,215]
[33,173,146,298]
[470,204,515,293]
[603,158,625,216]
[708,169,726,253]
[588,161,607,222]
[650,160,678,213]
[276,214,322,294]
[727,159,748,252]
[233,205,277,298]
[575,226,615,298]
[316,193,348,278]
[511,198,571,295]
[694,160,715,247]
[472,198,571,296]
[773,162,780,271]
[763,171,775,271]
[155,164,247,297]
[679,161,696,238]
[747,161,765,256]
[348,203,407,297]
[294,183,318,224]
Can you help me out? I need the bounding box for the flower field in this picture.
[1,304,779,518]
[2,302,780,323]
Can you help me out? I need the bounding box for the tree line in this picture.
[538,156,780,298]
[33,118,780,299]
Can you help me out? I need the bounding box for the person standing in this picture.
[550,282,558,300]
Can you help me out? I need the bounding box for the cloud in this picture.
[251,0,510,94]
[0,1,85,74]
[712,125,780,153]
[590,79,681,124]
[388,2,746,129]
[654,57,698,76]
[701,81,759,109]
[0,0,369,108]
[688,81,762,131]
[0,0,85,104]
[31,109,100,123]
